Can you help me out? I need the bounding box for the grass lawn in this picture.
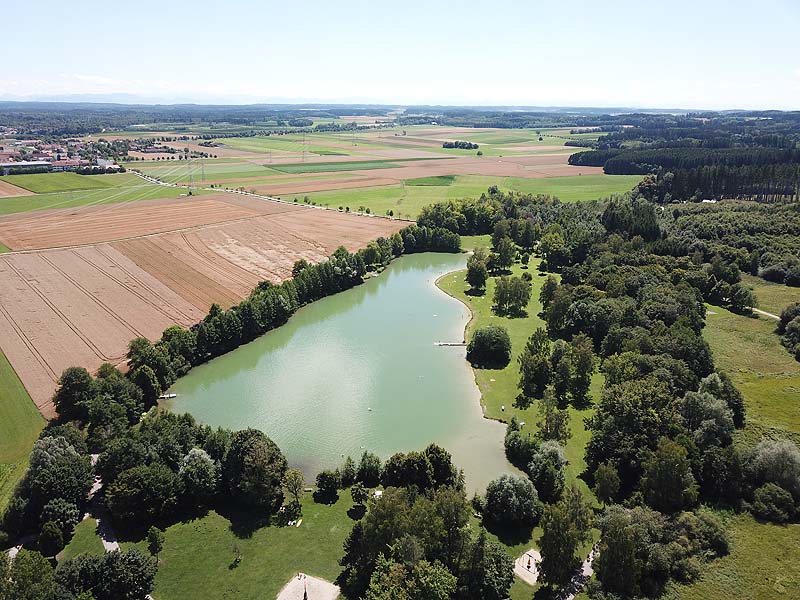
[0,350,44,510]
[0,172,135,194]
[121,493,355,600]
[664,513,800,600]
[742,273,800,316]
[703,304,800,435]
[58,518,105,562]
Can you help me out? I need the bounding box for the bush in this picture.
[752,483,796,522]
[484,474,541,527]
[467,326,512,368]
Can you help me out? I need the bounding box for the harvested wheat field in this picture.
[0,180,34,198]
[0,193,300,251]
[0,193,404,415]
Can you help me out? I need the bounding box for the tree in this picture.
[341,456,357,487]
[95,548,157,600]
[351,481,369,507]
[496,236,516,269]
[53,366,95,421]
[493,276,531,315]
[594,509,640,597]
[537,503,580,588]
[462,530,514,600]
[283,469,305,506]
[38,520,64,557]
[179,448,220,504]
[466,326,512,368]
[146,526,164,564]
[131,365,161,406]
[6,549,57,600]
[552,355,573,402]
[466,248,489,292]
[315,469,341,503]
[749,439,800,497]
[535,388,570,444]
[569,333,596,404]
[539,276,558,309]
[357,451,382,487]
[528,441,566,503]
[223,428,287,510]
[105,463,180,525]
[483,475,541,527]
[40,498,80,538]
[594,463,620,505]
[728,283,756,314]
[641,437,698,513]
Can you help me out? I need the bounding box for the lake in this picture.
[165,252,517,492]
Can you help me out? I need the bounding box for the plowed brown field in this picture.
[0,192,404,415]
[0,180,34,198]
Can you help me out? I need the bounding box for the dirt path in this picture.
[277,573,340,600]
[753,307,780,320]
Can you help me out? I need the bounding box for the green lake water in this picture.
[165,252,517,492]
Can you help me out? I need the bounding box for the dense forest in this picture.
[568,113,800,202]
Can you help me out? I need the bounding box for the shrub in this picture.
[484,475,541,527]
[467,326,512,368]
[752,483,795,522]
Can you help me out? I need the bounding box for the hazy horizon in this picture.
[2,0,799,111]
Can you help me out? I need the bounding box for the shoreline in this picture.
[434,267,496,423]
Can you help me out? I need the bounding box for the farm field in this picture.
[0,174,205,216]
[0,349,44,510]
[0,172,138,194]
[302,173,640,219]
[0,192,404,416]
[0,179,34,198]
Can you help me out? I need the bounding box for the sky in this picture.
[2,0,799,110]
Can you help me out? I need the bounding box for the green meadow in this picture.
[0,351,44,510]
[0,172,137,194]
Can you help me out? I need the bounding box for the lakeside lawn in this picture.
[119,493,355,600]
[0,350,44,510]
[438,236,599,501]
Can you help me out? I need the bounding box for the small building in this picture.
[0,161,51,175]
